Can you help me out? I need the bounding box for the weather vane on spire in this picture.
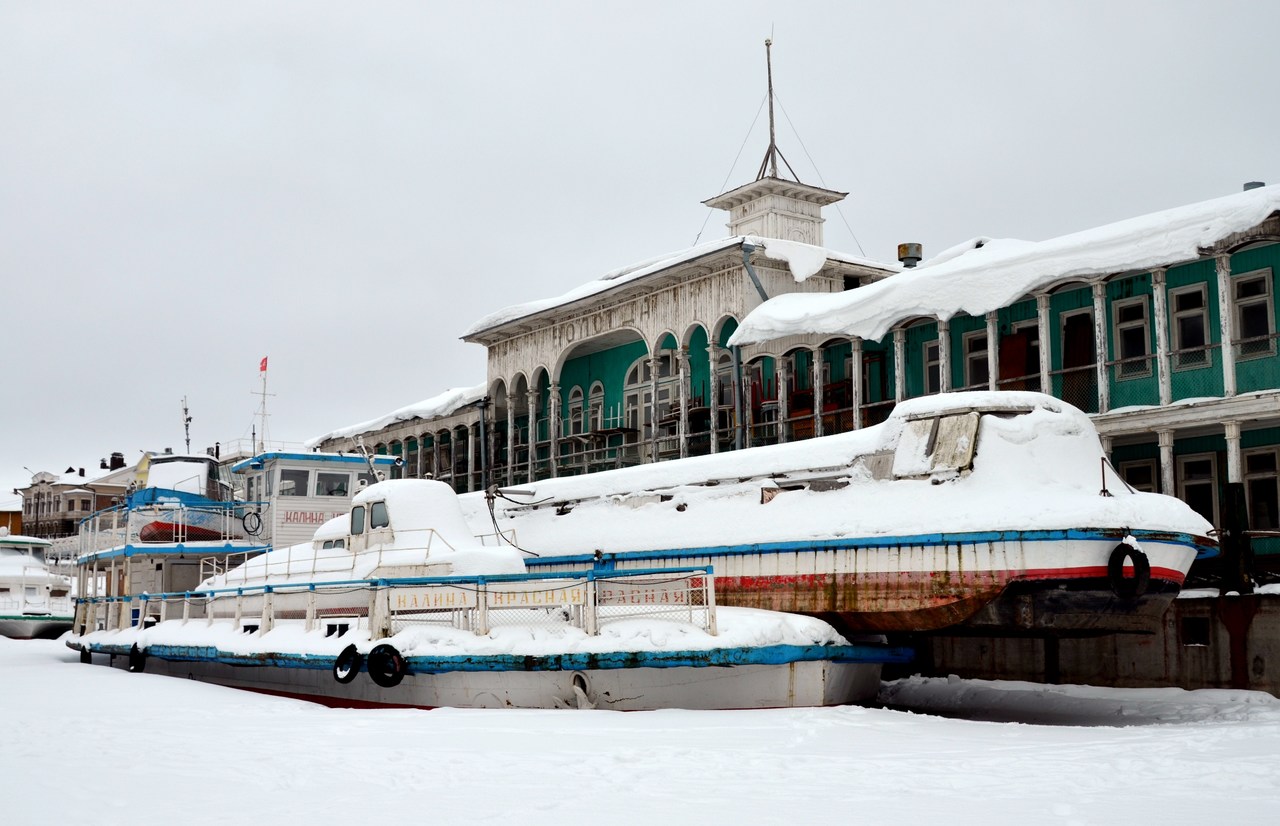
[756,37,801,183]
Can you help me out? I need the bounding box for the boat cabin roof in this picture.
[230,452,398,474]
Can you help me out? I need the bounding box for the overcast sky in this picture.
[3,1,1278,505]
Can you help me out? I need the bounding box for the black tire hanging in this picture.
[128,644,147,673]
[80,648,91,665]
[333,644,363,684]
[366,644,407,688]
[1107,543,1151,599]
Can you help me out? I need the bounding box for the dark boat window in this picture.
[370,501,389,529]
[350,506,366,535]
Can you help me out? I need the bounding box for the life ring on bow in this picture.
[128,644,147,673]
[333,644,363,684]
[366,644,407,688]
[1107,543,1151,599]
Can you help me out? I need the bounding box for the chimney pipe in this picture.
[897,242,923,269]
[1244,181,1266,191]
[109,452,125,470]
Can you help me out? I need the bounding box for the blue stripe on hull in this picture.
[81,641,914,672]
[524,527,1216,568]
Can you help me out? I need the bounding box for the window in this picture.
[1170,284,1210,368]
[279,468,309,497]
[1244,449,1279,531]
[1118,460,1157,493]
[1233,270,1275,359]
[1113,298,1151,378]
[369,501,389,529]
[1177,454,1218,526]
[350,505,365,535]
[316,472,350,497]
[963,331,989,389]
[588,382,604,432]
[568,386,584,436]
[923,341,940,395]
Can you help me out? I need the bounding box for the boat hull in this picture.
[525,530,1202,635]
[78,644,884,710]
[0,615,73,640]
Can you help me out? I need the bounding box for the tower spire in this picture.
[756,38,800,183]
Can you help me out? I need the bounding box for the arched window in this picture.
[568,386,584,436]
[624,357,652,435]
[588,382,604,432]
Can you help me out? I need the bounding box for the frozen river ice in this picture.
[4,637,1278,825]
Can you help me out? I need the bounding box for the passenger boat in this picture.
[0,529,73,639]
[68,479,902,710]
[457,391,1217,635]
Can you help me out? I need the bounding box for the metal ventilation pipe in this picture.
[897,242,923,268]
[1244,181,1266,191]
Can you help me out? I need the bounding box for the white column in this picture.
[985,312,999,391]
[525,391,537,482]
[850,337,864,430]
[937,320,951,393]
[1091,281,1110,413]
[1225,420,1242,484]
[505,401,516,486]
[1152,268,1172,406]
[1158,429,1175,496]
[893,328,906,402]
[648,357,660,462]
[708,345,720,455]
[811,345,824,438]
[1216,254,1237,397]
[677,348,690,459]
[776,357,790,443]
[548,382,560,478]
[1036,293,1051,393]
[466,424,476,492]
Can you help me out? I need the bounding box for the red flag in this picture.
[259,356,268,372]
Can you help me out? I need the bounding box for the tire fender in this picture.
[1107,543,1151,599]
[367,644,407,688]
[333,644,363,684]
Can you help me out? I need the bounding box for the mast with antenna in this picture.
[181,396,193,453]
[252,357,275,454]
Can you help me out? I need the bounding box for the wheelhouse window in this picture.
[1244,449,1279,531]
[923,341,941,395]
[350,506,366,535]
[316,472,350,497]
[369,501,389,529]
[1113,298,1151,378]
[1170,284,1209,369]
[279,468,309,497]
[963,331,989,389]
[1233,270,1275,359]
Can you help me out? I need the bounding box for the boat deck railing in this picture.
[201,527,522,586]
[0,563,73,615]
[77,500,271,558]
[74,566,716,640]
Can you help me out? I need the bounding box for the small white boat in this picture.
[69,480,901,710]
[0,529,73,639]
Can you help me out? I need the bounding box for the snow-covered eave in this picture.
[730,185,1280,346]
[462,236,898,343]
[305,384,487,448]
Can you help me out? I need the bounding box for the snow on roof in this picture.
[305,384,486,448]
[463,236,897,338]
[730,185,1280,346]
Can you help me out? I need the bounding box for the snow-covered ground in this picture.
[4,638,1279,824]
